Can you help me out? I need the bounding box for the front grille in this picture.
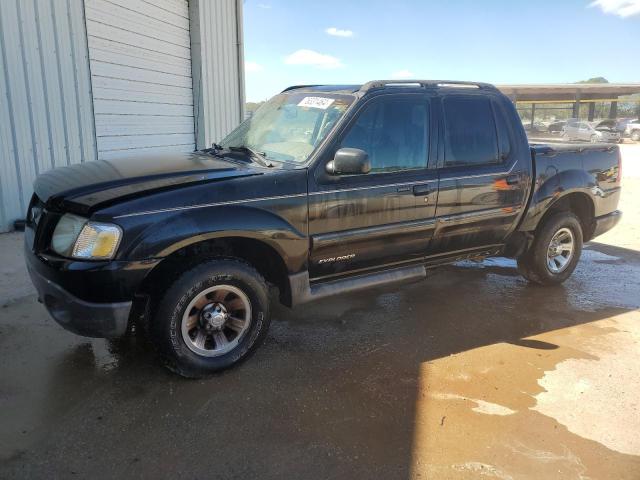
[28,194,45,229]
[26,194,59,253]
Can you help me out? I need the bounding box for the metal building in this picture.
[0,0,244,232]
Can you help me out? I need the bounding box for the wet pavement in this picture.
[1,148,639,479]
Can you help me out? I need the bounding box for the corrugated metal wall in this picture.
[0,0,244,232]
[190,0,244,149]
[84,0,196,159]
[0,0,96,232]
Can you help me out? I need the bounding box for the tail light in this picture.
[617,148,622,183]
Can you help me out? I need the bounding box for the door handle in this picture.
[505,174,521,186]
[412,185,431,196]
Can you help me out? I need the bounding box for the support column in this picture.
[573,101,581,118]
[189,0,245,149]
[588,103,596,121]
[609,101,618,119]
[530,104,536,128]
[573,91,581,119]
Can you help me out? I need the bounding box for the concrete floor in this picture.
[1,146,639,479]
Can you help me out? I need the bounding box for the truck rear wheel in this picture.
[517,212,583,285]
[152,259,270,377]
[631,130,640,142]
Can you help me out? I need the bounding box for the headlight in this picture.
[52,214,122,260]
[51,214,86,256]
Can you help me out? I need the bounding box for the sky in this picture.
[242,0,640,102]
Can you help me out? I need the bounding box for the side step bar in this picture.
[289,264,427,306]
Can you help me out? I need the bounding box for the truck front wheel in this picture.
[152,259,270,377]
[517,212,583,285]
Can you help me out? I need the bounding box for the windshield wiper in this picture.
[228,145,274,167]
[201,142,226,158]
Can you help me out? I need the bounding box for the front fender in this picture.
[119,205,308,272]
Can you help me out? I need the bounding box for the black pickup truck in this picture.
[24,80,622,377]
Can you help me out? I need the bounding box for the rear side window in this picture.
[341,98,428,173]
[443,96,499,167]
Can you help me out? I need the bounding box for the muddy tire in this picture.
[631,130,640,142]
[517,212,583,285]
[152,259,270,378]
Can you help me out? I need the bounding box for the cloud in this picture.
[284,49,344,69]
[257,3,271,9]
[390,69,415,79]
[245,61,263,73]
[325,27,354,37]
[589,0,640,17]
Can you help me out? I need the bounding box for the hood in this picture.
[34,151,259,214]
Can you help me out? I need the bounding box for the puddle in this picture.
[431,393,517,416]
[531,315,640,456]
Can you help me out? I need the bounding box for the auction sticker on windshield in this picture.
[298,97,335,109]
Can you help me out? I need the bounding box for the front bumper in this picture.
[24,237,160,338]
[592,210,622,239]
[27,264,132,338]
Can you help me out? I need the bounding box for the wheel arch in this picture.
[137,235,295,308]
[122,205,308,312]
[517,165,597,236]
[531,190,596,241]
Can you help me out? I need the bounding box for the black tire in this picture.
[517,212,583,285]
[152,259,270,377]
[631,130,640,142]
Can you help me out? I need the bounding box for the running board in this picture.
[288,265,427,307]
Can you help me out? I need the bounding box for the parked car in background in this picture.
[547,120,566,134]
[596,118,633,135]
[625,120,640,142]
[562,119,621,143]
[523,122,548,135]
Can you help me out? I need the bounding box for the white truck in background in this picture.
[625,120,640,142]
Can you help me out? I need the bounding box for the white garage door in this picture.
[84,0,195,159]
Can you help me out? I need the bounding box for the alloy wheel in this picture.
[546,227,575,274]
[181,285,251,357]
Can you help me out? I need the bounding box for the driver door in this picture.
[307,94,438,279]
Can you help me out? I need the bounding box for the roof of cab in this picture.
[282,80,498,95]
[281,84,361,94]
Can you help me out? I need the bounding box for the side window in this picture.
[492,101,512,158]
[340,98,428,173]
[443,96,499,167]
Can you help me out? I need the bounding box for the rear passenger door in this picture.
[430,93,528,256]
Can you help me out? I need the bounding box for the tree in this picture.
[576,77,609,84]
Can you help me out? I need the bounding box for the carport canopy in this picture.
[497,83,640,122]
[497,83,640,103]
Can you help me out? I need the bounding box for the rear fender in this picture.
[518,169,595,232]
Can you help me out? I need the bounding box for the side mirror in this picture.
[326,148,371,175]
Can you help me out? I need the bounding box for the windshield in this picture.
[220,92,355,163]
